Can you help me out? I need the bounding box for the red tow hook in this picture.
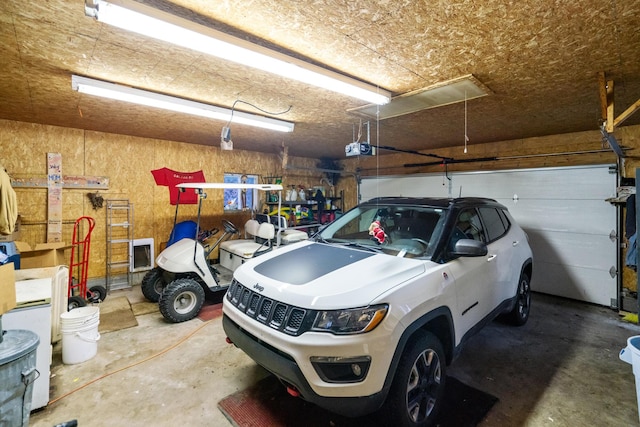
[286,386,300,397]
[225,336,233,344]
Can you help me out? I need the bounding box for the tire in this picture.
[505,272,531,326]
[87,285,107,303]
[159,278,205,323]
[382,331,446,427]
[141,267,166,302]
[68,295,87,311]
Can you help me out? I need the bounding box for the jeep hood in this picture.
[234,242,428,308]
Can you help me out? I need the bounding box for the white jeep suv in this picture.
[223,197,533,426]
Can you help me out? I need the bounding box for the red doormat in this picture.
[218,374,498,427]
[197,302,223,321]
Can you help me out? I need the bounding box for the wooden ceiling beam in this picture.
[614,99,640,129]
[598,71,609,123]
[606,79,615,133]
[599,71,640,132]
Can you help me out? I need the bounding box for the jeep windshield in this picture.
[315,203,447,259]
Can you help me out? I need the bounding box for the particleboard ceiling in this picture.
[0,0,639,160]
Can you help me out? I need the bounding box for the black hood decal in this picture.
[253,243,374,285]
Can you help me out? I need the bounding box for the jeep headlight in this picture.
[312,304,388,334]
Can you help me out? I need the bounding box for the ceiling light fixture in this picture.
[71,75,295,133]
[349,74,492,120]
[84,0,391,105]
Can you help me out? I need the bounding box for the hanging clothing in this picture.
[0,163,18,235]
[626,194,636,239]
[151,168,206,205]
[626,233,637,271]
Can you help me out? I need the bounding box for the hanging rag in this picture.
[0,162,18,235]
[626,232,637,272]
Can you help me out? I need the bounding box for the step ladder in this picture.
[106,199,133,291]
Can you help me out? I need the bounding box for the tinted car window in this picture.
[480,207,509,242]
[447,208,485,253]
[457,209,485,242]
[498,208,511,229]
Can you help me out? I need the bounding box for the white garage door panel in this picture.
[453,167,615,200]
[361,165,618,306]
[534,262,614,307]
[362,176,449,199]
[503,199,615,235]
[526,230,615,271]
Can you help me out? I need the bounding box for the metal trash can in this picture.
[0,328,40,427]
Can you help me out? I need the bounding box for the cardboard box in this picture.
[14,241,72,269]
[0,215,21,242]
[0,263,17,315]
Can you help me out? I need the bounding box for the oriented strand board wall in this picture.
[0,119,325,280]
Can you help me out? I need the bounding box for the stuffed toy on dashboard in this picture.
[369,220,388,244]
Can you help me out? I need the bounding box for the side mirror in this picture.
[452,239,488,257]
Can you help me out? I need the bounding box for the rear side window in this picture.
[479,207,510,242]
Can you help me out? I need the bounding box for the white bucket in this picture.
[60,306,100,365]
[620,335,640,423]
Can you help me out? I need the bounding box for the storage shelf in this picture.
[107,261,130,269]
[265,190,342,225]
[106,199,133,292]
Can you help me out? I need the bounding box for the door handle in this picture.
[487,254,497,261]
[512,241,519,246]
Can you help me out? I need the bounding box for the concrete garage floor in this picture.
[29,287,640,427]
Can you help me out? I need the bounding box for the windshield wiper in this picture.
[339,242,383,253]
[314,235,331,244]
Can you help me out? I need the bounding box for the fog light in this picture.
[351,363,362,376]
[310,356,371,383]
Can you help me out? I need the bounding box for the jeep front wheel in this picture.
[384,331,446,427]
[159,278,205,323]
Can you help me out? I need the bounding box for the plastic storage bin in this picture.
[0,241,20,269]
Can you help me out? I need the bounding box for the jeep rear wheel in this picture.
[505,271,531,326]
[383,331,446,427]
[159,278,205,323]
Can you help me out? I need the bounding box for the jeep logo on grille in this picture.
[253,283,264,292]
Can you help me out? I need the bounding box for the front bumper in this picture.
[222,314,387,417]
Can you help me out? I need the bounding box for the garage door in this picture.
[360,165,619,307]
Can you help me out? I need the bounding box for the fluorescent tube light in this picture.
[84,0,391,105]
[71,75,295,132]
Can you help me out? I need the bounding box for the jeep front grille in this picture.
[226,280,314,336]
